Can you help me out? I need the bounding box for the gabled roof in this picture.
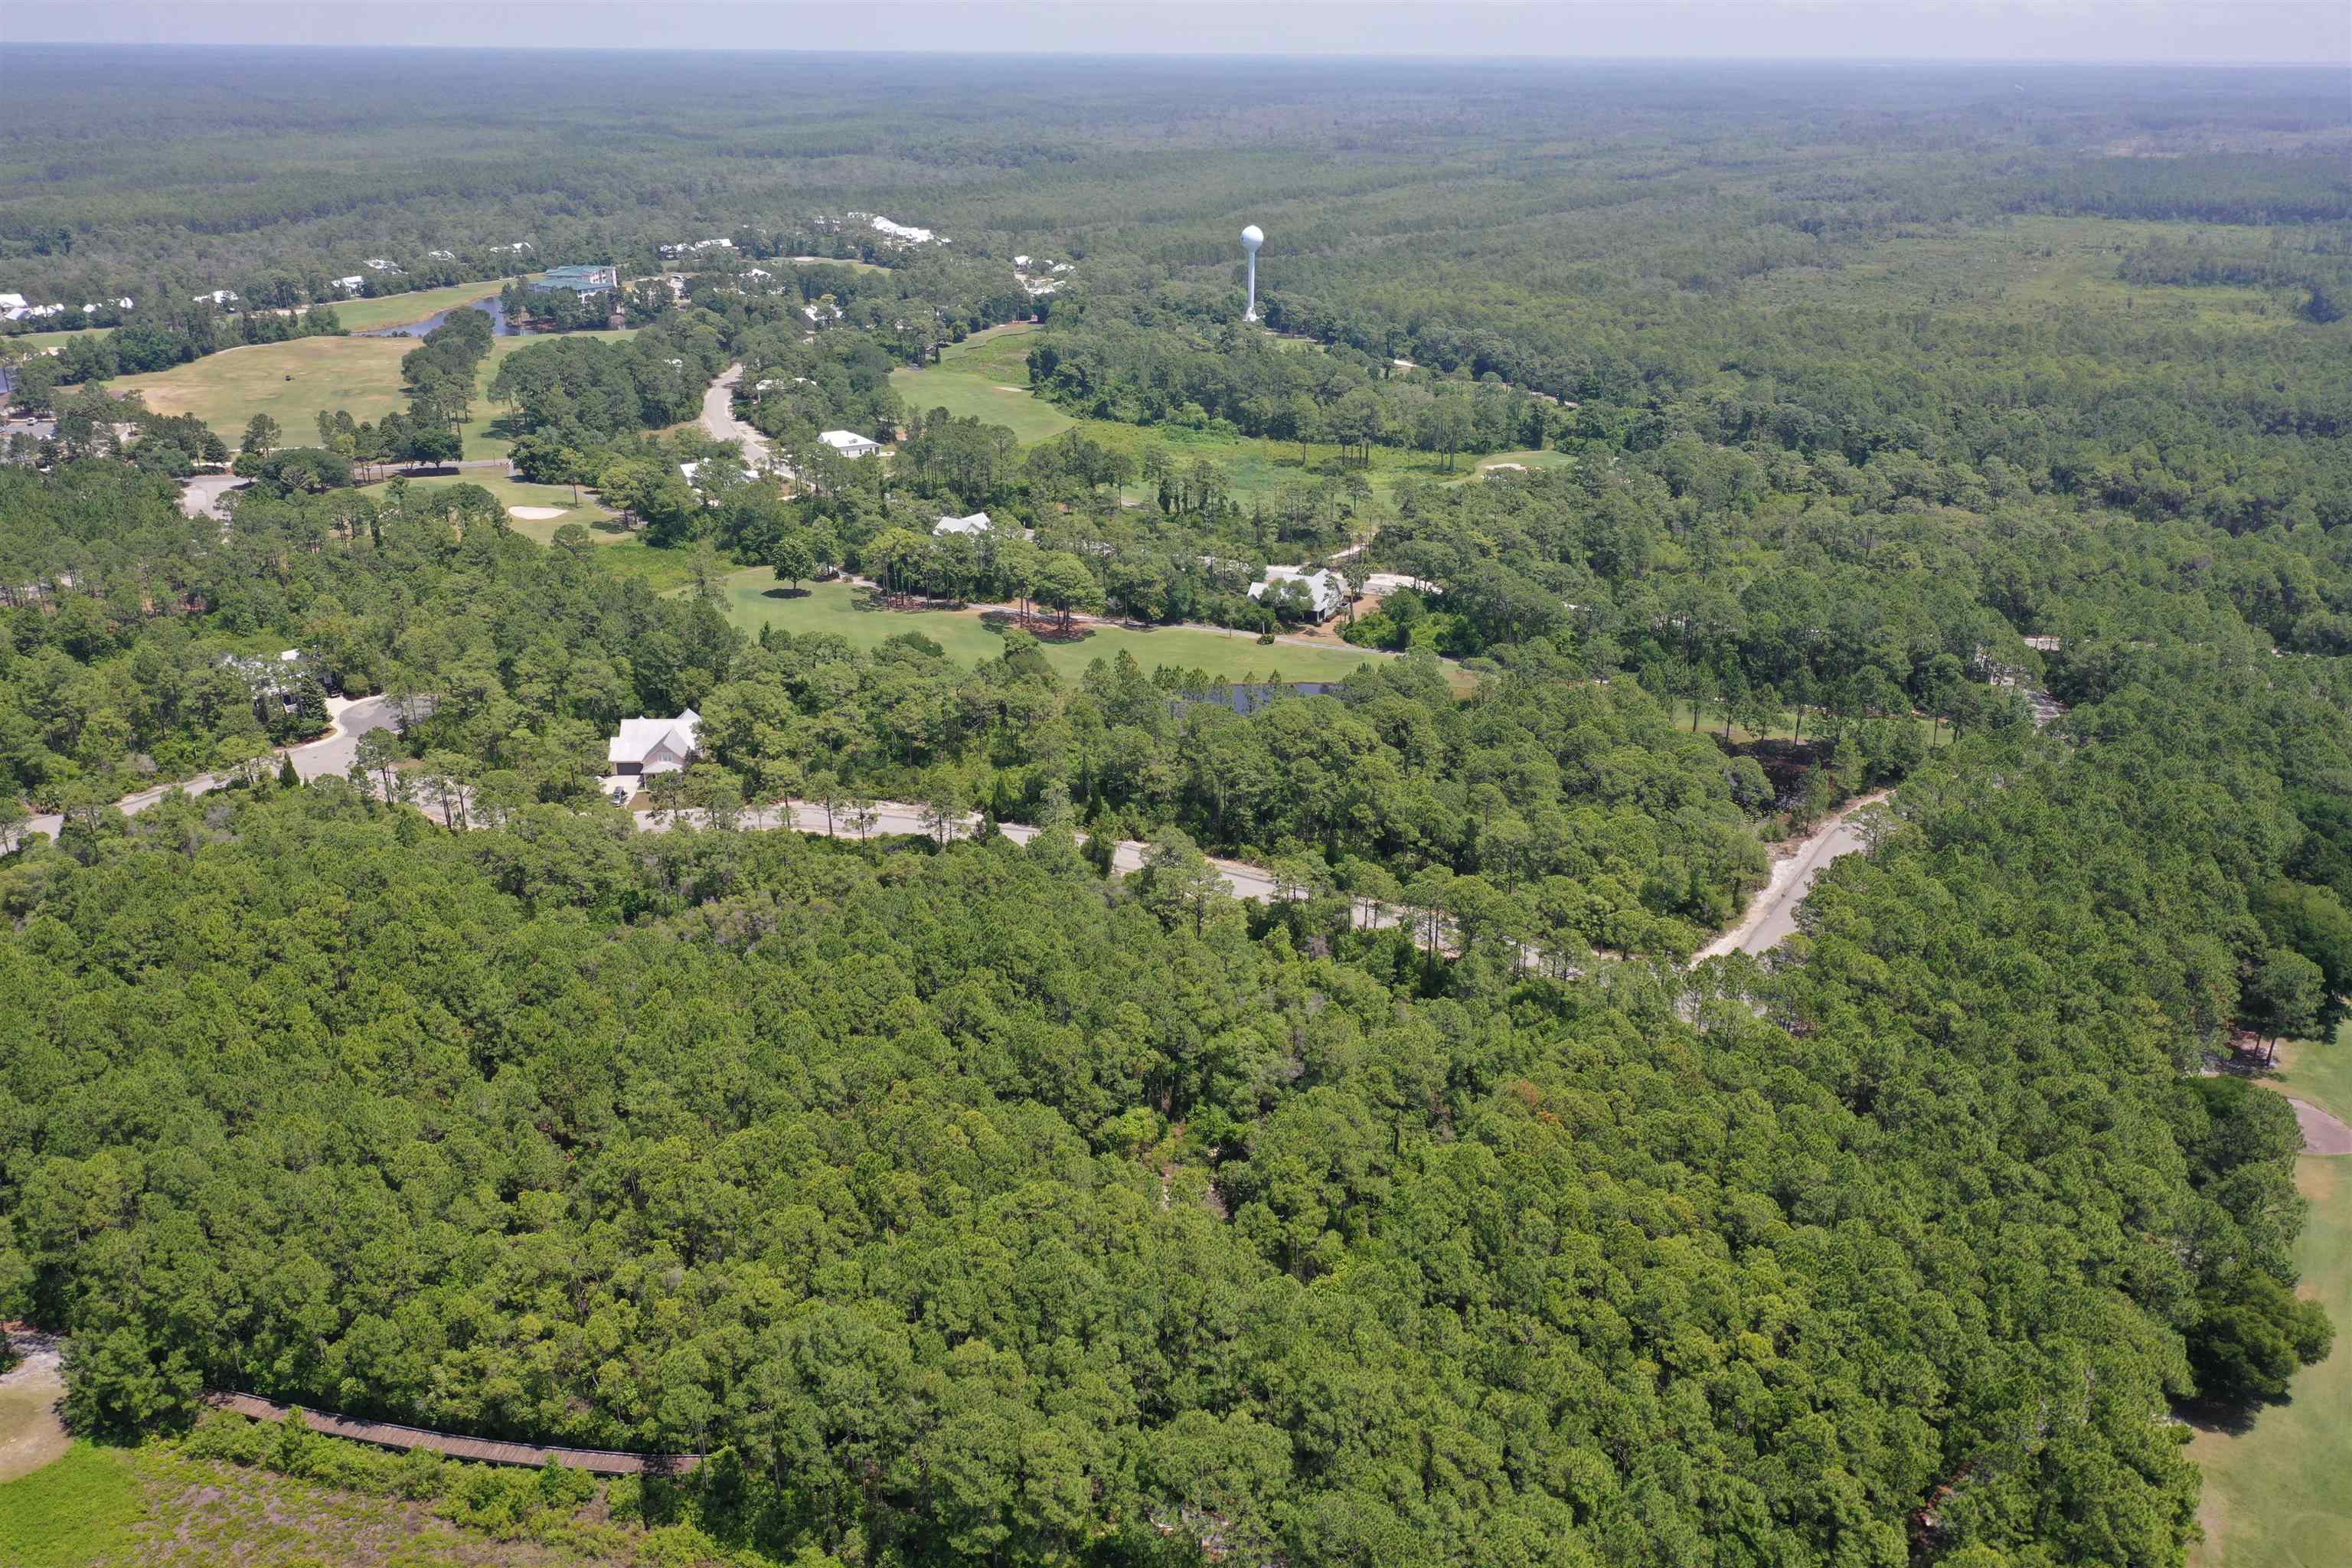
[608,710,701,770]
[934,512,993,536]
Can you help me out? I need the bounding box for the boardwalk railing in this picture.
[204,1391,704,1475]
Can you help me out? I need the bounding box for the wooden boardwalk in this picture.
[204,1392,703,1475]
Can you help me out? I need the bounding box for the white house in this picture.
[819,430,880,458]
[363,258,399,272]
[869,216,936,244]
[934,513,994,537]
[193,289,240,306]
[802,302,844,325]
[743,267,772,281]
[333,275,366,295]
[1249,566,1351,622]
[426,249,456,260]
[0,293,26,313]
[1361,572,1438,596]
[606,710,701,782]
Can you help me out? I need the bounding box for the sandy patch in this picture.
[0,1329,69,1481]
[1481,461,1527,472]
[507,505,567,521]
[992,385,1027,393]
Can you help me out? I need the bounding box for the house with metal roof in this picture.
[531,264,619,294]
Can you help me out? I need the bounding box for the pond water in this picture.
[358,295,541,339]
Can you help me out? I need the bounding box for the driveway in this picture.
[1694,792,1888,960]
[701,364,779,470]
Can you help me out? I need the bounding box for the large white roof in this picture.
[934,512,993,536]
[607,710,701,770]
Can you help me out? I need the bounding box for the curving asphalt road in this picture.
[21,694,401,842]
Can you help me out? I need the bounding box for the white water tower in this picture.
[1241,224,1264,322]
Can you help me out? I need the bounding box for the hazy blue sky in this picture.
[11,2,2347,64]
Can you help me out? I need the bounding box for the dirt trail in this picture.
[0,1328,69,1481]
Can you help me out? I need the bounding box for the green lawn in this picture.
[359,472,623,542]
[2186,1015,2352,1568]
[714,571,1394,684]
[107,329,634,462]
[0,1443,146,1566]
[5,325,115,354]
[892,324,1572,506]
[0,1435,725,1566]
[328,279,502,332]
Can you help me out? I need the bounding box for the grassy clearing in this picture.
[106,329,635,462]
[599,543,710,594]
[0,1442,145,1566]
[5,325,116,353]
[330,279,503,332]
[111,335,416,436]
[0,1436,724,1567]
[893,324,1572,506]
[2185,1016,2352,1568]
[359,472,623,541]
[714,571,1396,684]
[1745,214,2304,332]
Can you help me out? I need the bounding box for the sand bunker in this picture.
[1481,462,1528,472]
[508,506,567,521]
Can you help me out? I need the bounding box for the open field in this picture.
[2185,1017,2352,1568]
[5,325,116,353]
[328,279,503,332]
[782,255,891,274]
[0,1433,724,1567]
[108,330,635,462]
[360,472,624,541]
[1745,214,2307,332]
[893,325,1573,505]
[714,571,1397,684]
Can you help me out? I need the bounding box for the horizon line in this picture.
[5,41,2344,69]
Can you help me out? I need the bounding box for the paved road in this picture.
[701,364,779,472]
[21,695,400,841]
[1693,792,1888,961]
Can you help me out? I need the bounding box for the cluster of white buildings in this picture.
[864,214,942,246]
[661,237,735,259]
[1011,255,1074,298]
[3,292,133,322]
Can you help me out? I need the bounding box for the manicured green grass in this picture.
[893,325,1573,505]
[327,279,502,332]
[112,335,417,438]
[2185,1016,2352,1568]
[6,325,115,353]
[717,571,1394,684]
[0,1442,146,1566]
[359,472,622,541]
[106,328,635,462]
[892,323,1079,444]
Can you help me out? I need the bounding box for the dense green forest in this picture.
[4,44,2351,1568]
